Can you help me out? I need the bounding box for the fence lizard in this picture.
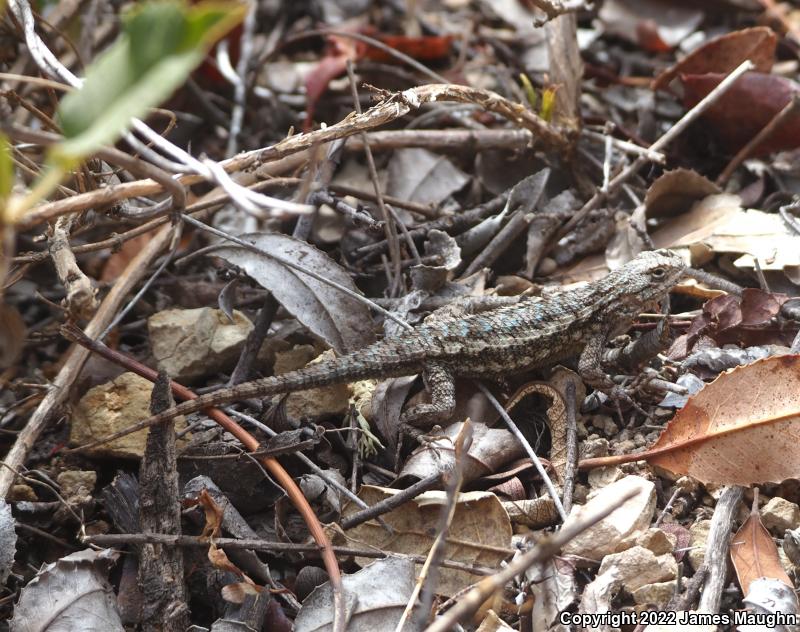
[78,249,686,447]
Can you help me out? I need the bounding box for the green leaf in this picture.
[52,0,245,163]
[0,134,12,202]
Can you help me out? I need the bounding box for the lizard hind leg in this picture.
[399,363,456,430]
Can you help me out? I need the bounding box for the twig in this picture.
[345,60,407,295]
[717,94,800,186]
[698,485,744,613]
[81,533,498,575]
[340,473,441,530]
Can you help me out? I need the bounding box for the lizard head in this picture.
[605,249,687,323]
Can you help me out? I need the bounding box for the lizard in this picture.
[75,249,686,448]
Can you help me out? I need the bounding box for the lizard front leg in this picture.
[578,329,635,403]
[399,363,456,430]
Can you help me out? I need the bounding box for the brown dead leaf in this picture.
[0,304,25,370]
[342,486,513,596]
[639,355,800,485]
[644,169,721,219]
[682,72,800,155]
[684,289,792,350]
[731,493,793,594]
[653,26,776,91]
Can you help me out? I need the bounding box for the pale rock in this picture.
[57,470,97,498]
[581,437,609,459]
[761,497,800,534]
[632,580,677,608]
[70,372,189,458]
[588,466,624,490]
[618,527,676,555]
[688,519,712,571]
[280,349,350,420]
[562,475,656,561]
[148,307,253,382]
[598,546,677,592]
[273,344,318,374]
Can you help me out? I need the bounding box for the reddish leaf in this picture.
[363,35,453,62]
[581,355,800,485]
[731,494,793,594]
[684,289,790,350]
[682,72,800,155]
[653,26,776,91]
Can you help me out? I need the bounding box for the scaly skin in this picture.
[79,249,686,447]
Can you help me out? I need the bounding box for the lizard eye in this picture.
[651,267,666,279]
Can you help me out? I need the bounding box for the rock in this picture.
[761,497,800,534]
[598,546,677,592]
[618,527,677,556]
[281,350,350,420]
[57,470,97,498]
[562,475,656,561]
[588,466,624,490]
[632,580,677,608]
[688,519,712,571]
[148,307,253,382]
[70,372,189,458]
[581,437,609,459]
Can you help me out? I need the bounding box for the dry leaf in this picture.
[0,304,25,370]
[343,486,513,596]
[653,27,776,91]
[586,355,800,485]
[731,494,793,594]
[10,549,123,632]
[400,421,525,484]
[212,232,376,354]
[293,557,413,632]
[681,72,800,155]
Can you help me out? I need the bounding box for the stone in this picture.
[57,470,97,498]
[618,527,676,556]
[761,497,800,534]
[148,307,253,382]
[281,350,350,420]
[587,466,624,490]
[688,519,712,571]
[598,546,677,592]
[632,580,677,608]
[562,475,656,561]
[70,372,189,458]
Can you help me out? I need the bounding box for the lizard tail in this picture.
[71,348,423,451]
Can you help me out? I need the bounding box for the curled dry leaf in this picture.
[400,420,525,483]
[10,549,123,632]
[584,355,800,485]
[212,232,376,354]
[653,26,776,91]
[294,557,415,632]
[731,496,793,595]
[342,485,513,596]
